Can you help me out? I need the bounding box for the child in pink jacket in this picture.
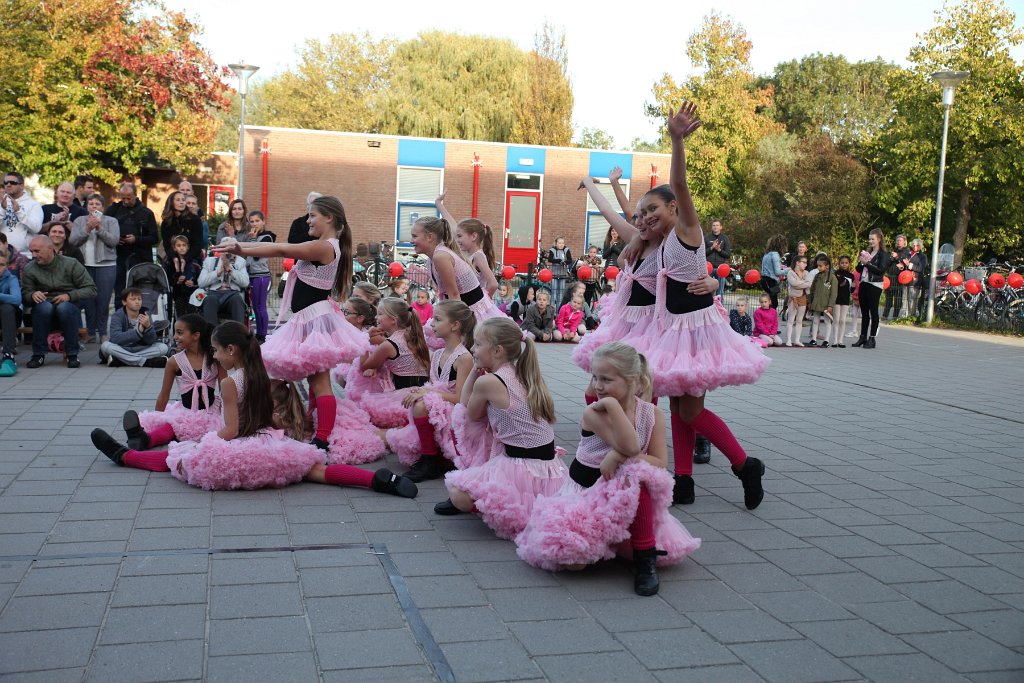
[753,294,782,346]
[555,294,586,343]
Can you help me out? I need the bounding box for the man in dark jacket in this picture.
[884,234,912,319]
[288,191,322,244]
[106,182,158,300]
[705,219,732,298]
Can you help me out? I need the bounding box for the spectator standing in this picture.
[831,256,855,348]
[101,288,170,367]
[288,192,322,244]
[853,228,892,349]
[22,236,97,368]
[602,226,624,269]
[107,182,158,300]
[245,210,276,342]
[70,193,119,342]
[73,175,95,207]
[41,182,86,230]
[806,255,838,348]
[580,245,603,305]
[784,254,813,346]
[0,251,21,375]
[2,172,43,256]
[760,234,788,309]
[164,235,200,319]
[704,219,732,298]
[542,237,571,309]
[786,241,809,269]
[215,199,251,246]
[160,191,203,264]
[884,234,911,319]
[185,195,209,250]
[197,251,249,325]
[906,238,929,318]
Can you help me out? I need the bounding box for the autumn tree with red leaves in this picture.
[0,0,230,185]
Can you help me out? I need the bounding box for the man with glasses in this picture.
[2,172,43,257]
[106,182,158,299]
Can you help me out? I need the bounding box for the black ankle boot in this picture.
[404,456,452,483]
[851,337,867,347]
[122,410,149,451]
[91,429,128,466]
[310,437,330,451]
[633,548,668,596]
[865,337,876,349]
[673,475,695,505]
[693,436,711,464]
[370,468,418,498]
[433,498,464,515]
[733,457,766,510]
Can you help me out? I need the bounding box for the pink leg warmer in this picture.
[670,413,695,476]
[690,409,747,468]
[324,464,373,489]
[414,415,440,456]
[629,485,656,551]
[147,422,176,447]
[123,450,170,472]
[315,396,336,441]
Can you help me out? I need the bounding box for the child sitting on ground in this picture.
[729,296,753,337]
[101,288,169,367]
[555,293,587,342]
[753,294,782,346]
[411,288,433,326]
[523,289,556,342]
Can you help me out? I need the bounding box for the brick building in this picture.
[222,126,669,272]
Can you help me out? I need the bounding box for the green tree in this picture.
[871,0,1024,267]
[512,23,574,146]
[765,54,896,149]
[645,12,781,216]
[0,0,230,185]
[576,128,616,150]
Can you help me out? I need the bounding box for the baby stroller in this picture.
[125,262,172,341]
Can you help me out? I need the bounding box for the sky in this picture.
[168,0,1024,149]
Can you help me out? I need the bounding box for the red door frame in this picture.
[503,191,541,273]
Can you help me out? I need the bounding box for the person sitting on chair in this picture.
[197,251,249,325]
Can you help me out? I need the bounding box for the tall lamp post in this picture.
[925,70,969,324]
[228,62,260,202]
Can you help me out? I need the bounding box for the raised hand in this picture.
[667,102,702,141]
[608,166,623,183]
[435,188,447,205]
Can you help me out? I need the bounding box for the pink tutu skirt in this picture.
[515,460,701,571]
[445,452,567,540]
[139,402,223,443]
[325,399,388,465]
[630,299,770,398]
[450,404,494,470]
[167,430,324,490]
[342,364,412,428]
[386,390,458,466]
[572,303,656,373]
[262,300,370,381]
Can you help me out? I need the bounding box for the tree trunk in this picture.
[952,185,971,270]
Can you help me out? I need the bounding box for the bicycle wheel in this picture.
[1004,299,1024,334]
[365,261,385,288]
[975,297,1001,328]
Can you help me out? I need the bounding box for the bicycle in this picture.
[974,262,1016,329]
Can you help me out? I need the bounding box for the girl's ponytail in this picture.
[378,297,431,373]
[271,380,313,442]
[516,337,556,424]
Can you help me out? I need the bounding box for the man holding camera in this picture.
[705,219,732,299]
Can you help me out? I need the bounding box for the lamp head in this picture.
[229,63,260,95]
[931,70,970,106]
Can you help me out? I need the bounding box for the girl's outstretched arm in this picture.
[212,236,334,263]
[608,166,634,219]
[667,102,703,246]
[434,190,458,231]
[578,177,638,244]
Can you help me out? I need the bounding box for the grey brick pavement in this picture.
[0,325,1022,681]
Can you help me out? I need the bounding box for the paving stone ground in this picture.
[1,324,1022,682]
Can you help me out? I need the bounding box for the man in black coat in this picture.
[106,182,158,300]
[288,191,322,244]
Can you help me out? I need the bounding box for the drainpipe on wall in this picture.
[471,153,481,218]
[260,139,270,215]
[650,164,658,190]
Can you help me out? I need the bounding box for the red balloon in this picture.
[577,265,593,281]
[1008,273,1024,290]
[388,261,405,278]
[706,261,713,275]
[501,265,516,280]
[604,265,620,280]
[744,269,760,285]
[898,270,915,285]
[946,271,964,286]
[282,258,295,272]
[882,276,891,290]
[964,279,982,295]
[538,268,553,283]
[716,263,731,278]
[988,273,1006,289]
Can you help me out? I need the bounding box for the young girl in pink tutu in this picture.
[122,314,225,450]
[435,317,568,540]
[436,190,500,297]
[347,297,430,427]
[212,195,369,451]
[412,213,505,339]
[91,322,415,497]
[626,103,770,510]
[383,300,475,482]
[516,342,701,596]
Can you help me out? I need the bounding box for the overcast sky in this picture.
[169,0,1024,148]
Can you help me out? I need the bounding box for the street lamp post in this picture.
[228,62,260,202]
[925,70,969,324]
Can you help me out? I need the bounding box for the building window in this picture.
[396,167,442,245]
[584,178,629,250]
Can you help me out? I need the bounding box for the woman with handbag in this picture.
[760,235,787,310]
[853,228,892,349]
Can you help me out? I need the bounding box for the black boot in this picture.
[693,436,711,464]
[370,468,418,498]
[633,548,668,596]
[733,457,766,510]
[310,436,330,451]
[122,410,149,451]
[404,456,452,483]
[91,429,128,466]
[433,498,464,515]
[673,475,695,505]
[865,337,876,349]
[851,337,867,347]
